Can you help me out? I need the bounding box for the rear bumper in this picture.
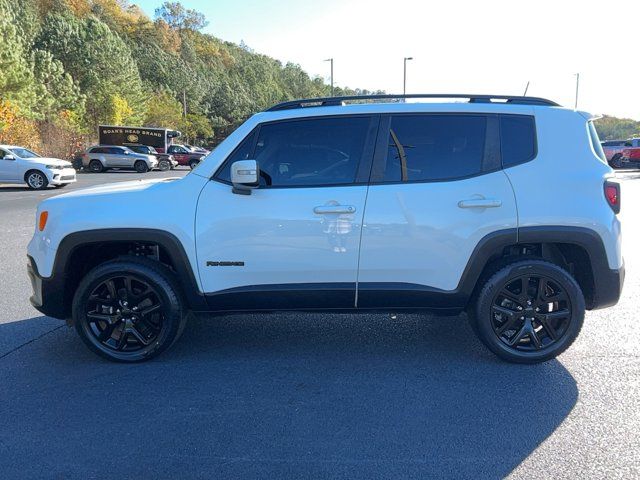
[27,256,67,320]
[591,260,625,310]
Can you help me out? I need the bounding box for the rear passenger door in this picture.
[357,113,519,308]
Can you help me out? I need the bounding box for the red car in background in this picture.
[602,138,640,168]
[167,144,208,169]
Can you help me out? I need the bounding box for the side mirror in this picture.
[4,155,15,161]
[231,160,259,195]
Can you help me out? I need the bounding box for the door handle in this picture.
[314,205,356,214]
[458,198,502,208]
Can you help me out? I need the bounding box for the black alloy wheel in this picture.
[84,275,164,353]
[73,258,186,362]
[491,274,571,351]
[473,260,585,363]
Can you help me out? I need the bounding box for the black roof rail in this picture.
[266,93,560,111]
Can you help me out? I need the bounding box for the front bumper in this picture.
[27,256,67,320]
[48,168,77,185]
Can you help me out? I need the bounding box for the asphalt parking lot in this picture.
[0,169,638,479]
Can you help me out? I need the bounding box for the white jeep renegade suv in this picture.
[27,94,624,363]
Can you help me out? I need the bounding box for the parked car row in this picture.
[82,144,208,173]
[0,142,211,189]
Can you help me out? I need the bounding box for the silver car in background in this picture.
[81,145,158,173]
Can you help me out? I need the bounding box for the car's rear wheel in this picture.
[25,170,48,190]
[72,258,187,362]
[158,159,170,171]
[189,159,199,170]
[610,153,623,169]
[134,160,149,173]
[88,160,104,173]
[472,259,584,364]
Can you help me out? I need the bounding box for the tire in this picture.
[472,259,585,364]
[72,257,187,362]
[610,153,622,169]
[25,170,49,190]
[134,160,149,173]
[188,159,199,170]
[89,160,104,173]
[158,159,170,171]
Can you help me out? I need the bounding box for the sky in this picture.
[134,0,640,120]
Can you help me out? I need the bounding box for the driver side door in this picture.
[195,115,378,311]
[0,148,18,182]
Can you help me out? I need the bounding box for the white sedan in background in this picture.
[0,145,76,190]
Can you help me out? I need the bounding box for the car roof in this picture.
[259,94,587,122]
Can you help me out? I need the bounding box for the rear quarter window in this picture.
[500,115,536,167]
[588,121,607,163]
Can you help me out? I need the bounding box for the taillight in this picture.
[604,181,620,214]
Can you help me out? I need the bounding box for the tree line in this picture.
[0,0,381,158]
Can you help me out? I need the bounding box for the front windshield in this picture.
[9,147,40,159]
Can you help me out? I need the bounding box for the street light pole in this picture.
[574,73,580,110]
[403,57,413,98]
[324,58,334,96]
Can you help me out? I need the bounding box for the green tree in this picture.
[144,90,183,128]
[35,12,146,128]
[154,1,208,31]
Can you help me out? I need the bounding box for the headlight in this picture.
[45,165,62,170]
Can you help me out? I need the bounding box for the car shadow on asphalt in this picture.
[0,313,578,479]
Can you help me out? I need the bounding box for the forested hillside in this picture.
[0,0,380,158]
[593,115,640,141]
[0,0,637,160]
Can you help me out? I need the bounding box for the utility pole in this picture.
[324,58,334,96]
[574,73,580,110]
[403,57,413,98]
[182,90,188,143]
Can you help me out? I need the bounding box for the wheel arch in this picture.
[460,226,618,311]
[48,229,207,319]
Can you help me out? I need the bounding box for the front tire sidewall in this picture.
[474,260,585,364]
[72,261,184,362]
[26,171,48,190]
[189,160,199,170]
[158,160,170,171]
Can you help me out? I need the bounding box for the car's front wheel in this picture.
[188,159,199,170]
[472,259,585,364]
[25,170,49,190]
[72,257,187,362]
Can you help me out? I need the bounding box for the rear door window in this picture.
[500,115,536,167]
[377,114,487,182]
